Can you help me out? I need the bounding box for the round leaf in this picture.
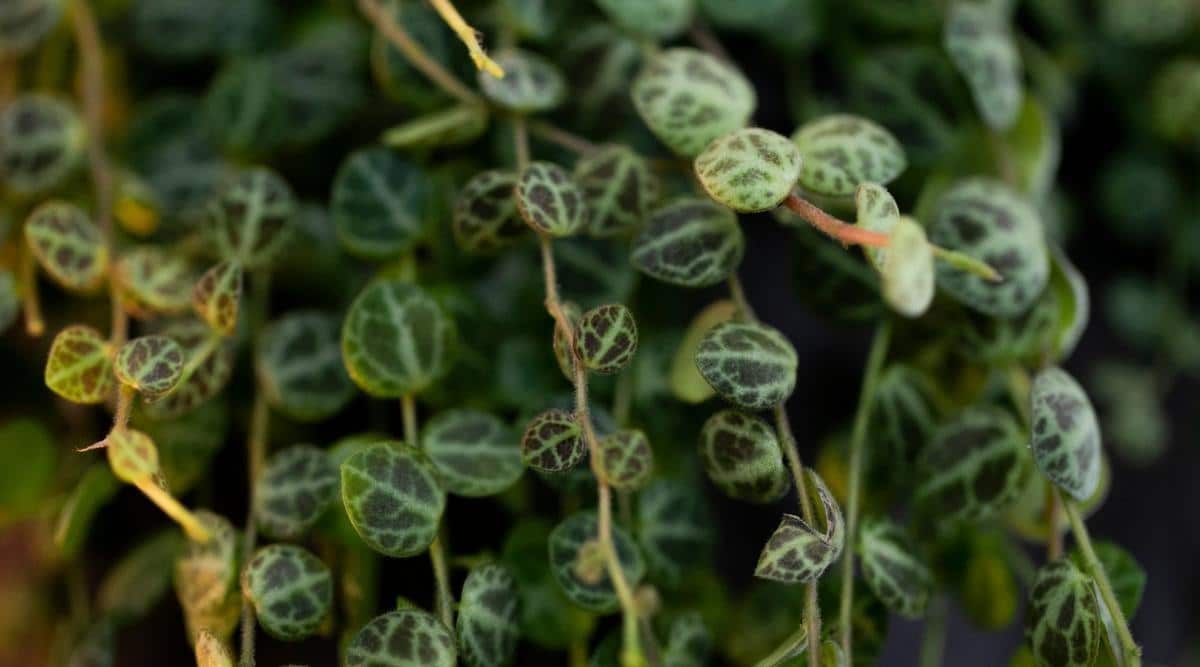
[792,114,907,197]
[452,170,525,254]
[456,563,520,667]
[347,609,457,667]
[241,544,332,640]
[575,303,638,374]
[879,217,934,318]
[192,259,243,337]
[113,246,197,318]
[944,2,1023,130]
[106,428,161,484]
[340,442,445,557]
[0,95,84,194]
[632,198,744,288]
[699,409,788,503]
[695,321,798,410]
[1029,367,1101,501]
[636,479,713,586]
[256,312,354,421]
[478,49,565,113]
[341,279,458,398]
[1024,559,1101,667]
[521,409,587,473]
[332,147,429,259]
[24,201,107,292]
[595,0,693,40]
[45,325,115,404]
[423,409,523,497]
[632,48,755,157]
[115,335,185,399]
[254,444,338,540]
[694,128,802,213]
[755,469,844,584]
[515,161,588,237]
[858,517,933,619]
[599,429,653,491]
[547,511,645,612]
[208,167,295,268]
[574,145,659,237]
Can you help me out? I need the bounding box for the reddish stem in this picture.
[783,192,889,248]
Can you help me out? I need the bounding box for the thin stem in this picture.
[108,282,128,347]
[401,394,418,445]
[427,0,505,78]
[688,20,730,61]
[1061,491,1141,666]
[111,385,133,432]
[838,322,892,662]
[751,622,807,667]
[1046,487,1063,560]
[134,479,211,543]
[19,243,44,337]
[917,595,947,667]
[528,119,598,155]
[239,393,270,667]
[70,0,114,237]
[429,533,454,629]
[931,246,1003,283]
[357,0,481,106]
[0,53,16,105]
[513,116,530,172]
[784,192,889,248]
[726,273,757,321]
[774,404,821,667]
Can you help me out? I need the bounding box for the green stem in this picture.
[239,393,270,667]
[404,393,456,629]
[401,394,418,445]
[774,405,821,667]
[918,595,947,667]
[838,322,892,662]
[751,623,807,667]
[1061,492,1142,667]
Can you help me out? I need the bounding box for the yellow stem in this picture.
[357,0,481,105]
[134,479,211,543]
[427,0,505,78]
[19,243,44,337]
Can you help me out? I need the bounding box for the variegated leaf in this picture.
[340,442,445,557]
[632,198,744,288]
[113,247,197,318]
[423,409,523,497]
[347,609,457,667]
[792,114,906,197]
[478,49,565,113]
[457,563,520,667]
[661,611,712,667]
[106,428,160,484]
[694,128,802,213]
[575,303,638,374]
[515,161,588,237]
[547,511,645,612]
[521,409,587,473]
[452,170,525,254]
[855,183,901,271]
[115,335,185,399]
[208,168,296,268]
[192,260,243,337]
[574,145,658,237]
[636,479,713,586]
[944,2,1023,130]
[699,409,788,503]
[241,544,332,640]
[256,311,354,422]
[1029,367,1102,501]
[24,201,107,292]
[858,517,933,619]
[695,321,798,410]
[45,325,115,404]
[143,321,234,419]
[599,429,653,491]
[1024,559,1101,667]
[254,444,338,540]
[0,95,84,194]
[755,470,844,584]
[332,147,429,259]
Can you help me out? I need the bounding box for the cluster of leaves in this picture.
[1,0,1184,666]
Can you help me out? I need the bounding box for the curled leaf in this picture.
[754,470,844,584]
[192,259,243,337]
[1029,367,1101,501]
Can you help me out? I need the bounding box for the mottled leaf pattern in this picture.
[632,198,744,288]
[1024,559,1101,667]
[869,364,941,467]
[547,511,645,612]
[340,442,445,557]
[695,128,802,213]
[669,300,737,403]
[636,479,713,586]
[452,170,525,253]
[661,612,712,667]
[0,95,84,194]
[115,335,185,399]
[1029,367,1102,501]
[194,630,234,667]
[45,325,115,404]
[208,168,295,268]
[521,409,587,473]
[254,444,338,540]
[792,114,907,197]
[341,279,458,398]
[595,0,693,39]
[599,429,653,490]
[930,178,1048,318]
[332,148,429,259]
[105,428,160,483]
[754,470,844,584]
[575,303,638,374]
[143,321,234,419]
[699,410,788,503]
[113,247,196,318]
[256,312,354,421]
[478,49,565,113]
[855,182,901,271]
[174,511,241,642]
[858,517,933,619]
[423,409,523,497]
[944,2,1023,130]
[192,259,243,337]
[632,49,756,157]
[574,145,658,237]
[346,609,457,667]
[241,544,332,640]
[456,563,520,667]
[880,218,934,318]
[24,201,107,291]
[695,321,798,410]
[515,161,588,237]
[915,406,1029,523]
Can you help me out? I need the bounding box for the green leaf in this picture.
[194,630,235,667]
[515,161,588,237]
[669,300,737,404]
[632,198,744,288]
[915,406,1029,524]
[143,321,234,419]
[575,303,638,374]
[632,48,756,157]
[502,519,595,649]
[0,269,18,334]
[346,609,457,667]
[944,2,1023,130]
[115,335,185,399]
[854,182,900,271]
[208,167,295,268]
[1072,541,1145,621]
[241,544,332,640]
[879,217,934,318]
[332,147,430,259]
[1024,559,1101,667]
[24,201,107,292]
[422,409,523,497]
[382,103,489,150]
[98,530,184,622]
[256,311,354,421]
[858,517,933,619]
[0,418,56,520]
[456,563,520,667]
[547,511,645,612]
[174,510,241,643]
[699,409,788,503]
[340,442,445,557]
[192,259,243,337]
[792,114,907,197]
[45,325,115,404]
[695,321,798,410]
[0,0,62,54]
[452,170,525,254]
[636,479,713,586]
[0,94,84,194]
[478,49,566,113]
[929,178,1048,318]
[520,409,587,473]
[1029,367,1102,501]
[341,279,458,398]
[694,128,802,213]
[661,611,712,667]
[254,444,338,540]
[595,0,693,39]
[868,364,941,473]
[599,429,653,491]
[574,145,659,237]
[755,469,844,584]
[961,547,1018,630]
[112,246,197,318]
[54,464,119,559]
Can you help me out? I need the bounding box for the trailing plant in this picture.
[3,1,1185,666]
